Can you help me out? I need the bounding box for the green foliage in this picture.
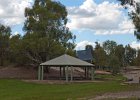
[0,24,11,66]
[9,34,31,65]
[94,42,107,67]
[132,49,140,66]
[85,45,93,51]
[109,55,121,75]
[115,45,125,67]
[118,0,140,40]
[93,40,127,72]
[103,40,117,55]
[0,0,75,66]
[85,40,139,73]
[124,44,136,66]
[21,0,75,65]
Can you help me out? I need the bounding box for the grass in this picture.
[103,98,139,100]
[0,75,139,100]
[94,74,127,81]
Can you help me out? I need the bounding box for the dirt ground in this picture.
[123,69,140,83]
[0,66,111,79]
[0,66,86,79]
[91,91,140,100]
[0,66,66,79]
[0,66,37,79]
[23,79,103,84]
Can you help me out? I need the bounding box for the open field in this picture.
[0,78,140,100]
[0,67,140,100]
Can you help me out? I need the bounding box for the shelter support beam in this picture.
[38,66,41,80]
[85,67,86,79]
[91,67,94,80]
[70,66,73,81]
[41,66,44,80]
[87,67,89,79]
[38,66,44,80]
[63,67,65,77]
[66,66,68,82]
[60,66,62,77]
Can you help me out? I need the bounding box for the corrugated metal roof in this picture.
[40,54,94,67]
[77,49,93,61]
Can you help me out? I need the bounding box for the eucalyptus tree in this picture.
[94,42,107,68]
[118,0,140,40]
[124,44,136,65]
[115,45,125,67]
[0,24,11,66]
[109,54,120,75]
[103,40,117,55]
[134,49,140,66]
[23,0,75,65]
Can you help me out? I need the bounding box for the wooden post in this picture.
[41,66,44,80]
[60,66,62,80]
[66,66,68,82]
[63,67,65,77]
[70,66,73,82]
[87,67,89,79]
[91,67,94,80]
[85,67,87,79]
[38,66,41,80]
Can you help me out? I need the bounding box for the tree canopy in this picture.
[103,40,117,55]
[0,0,76,67]
[22,0,76,65]
[84,40,139,74]
[0,24,11,66]
[118,0,140,40]
[94,42,107,67]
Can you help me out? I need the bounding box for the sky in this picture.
[0,0,140,50]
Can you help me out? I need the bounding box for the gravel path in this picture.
[91,91,140,100]
[123,70,140,83]
[90,69,140,100]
